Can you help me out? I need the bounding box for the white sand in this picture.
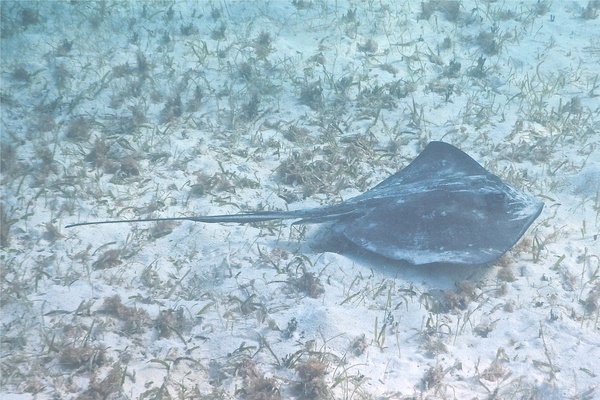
[1,1,599,399]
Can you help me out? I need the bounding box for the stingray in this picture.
[66,141,543,265]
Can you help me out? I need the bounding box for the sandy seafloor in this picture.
[1,1,599,399]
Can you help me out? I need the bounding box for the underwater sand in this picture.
[1,1,599,399]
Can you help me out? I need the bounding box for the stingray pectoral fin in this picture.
[338,190,543,266]
[338,201,491,265]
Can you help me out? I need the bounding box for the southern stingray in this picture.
[66,141,543,265]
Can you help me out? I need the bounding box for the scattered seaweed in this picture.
[1,2,597,398]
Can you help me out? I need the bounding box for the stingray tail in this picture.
[65,204,361,229]
[65,209,321,228]
[65,212,298,228]
[188,210,306,223]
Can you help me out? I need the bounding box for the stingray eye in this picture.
[486,192,506,209]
